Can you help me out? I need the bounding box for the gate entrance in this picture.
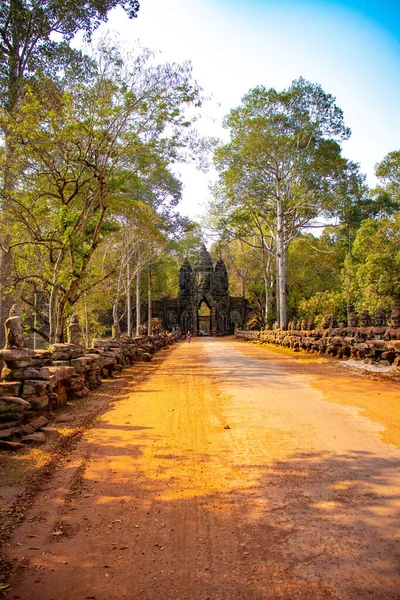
[198,300,211,335]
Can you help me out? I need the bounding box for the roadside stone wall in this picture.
[235,309,400,370]
[0,310,181,451]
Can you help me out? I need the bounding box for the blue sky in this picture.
[94,0,400,218]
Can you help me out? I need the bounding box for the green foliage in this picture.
[344,215,400,314]
[299,291,347,327]
[209,77,353,325]
[287,233,344,319]
[0,41,202,341]
[0,0,139,111]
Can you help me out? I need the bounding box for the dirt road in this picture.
[4,338,400,599]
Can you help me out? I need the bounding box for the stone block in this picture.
[46,366,76,382]
[0,348,35,362]
[29,416,49,429]
[1,366,26,381]
[0,420,19,430]
[23,380,50,397]
[40,427,60,441]
[21,424,35,434]
[22,432,46,444]
[54,414,75,423]
[0,381,22,397]
[27,395,49,410]
[33,349,52,361]
[70,357,92,372]
[0,440,25,451]
[50,343,84,360]
[0,426,22,439]
[22,367,54,381]
[0,396,30,414]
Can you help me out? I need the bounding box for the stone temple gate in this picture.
[153,245,247,336]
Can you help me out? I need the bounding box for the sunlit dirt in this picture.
[4,338,400,599]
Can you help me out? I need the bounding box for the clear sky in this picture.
[94,0,400,219]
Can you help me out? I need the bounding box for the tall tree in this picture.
[0,0,140,343]
[1,43,201,342]
[211,77,351,327]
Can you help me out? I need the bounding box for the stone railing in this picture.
[235,312,400,370]
[0,309,181,450]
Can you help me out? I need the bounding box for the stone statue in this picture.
[4,304,24,349]
[337,312,358,358]
[353,310,373,359]
[364,308,388,361]
[68,314,84,346]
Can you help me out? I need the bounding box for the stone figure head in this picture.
[5,304,24,349]
[321,315,330,329]
[374,308,387,326]
[307,319,315,330]
[300,319,307,331]
[360,310,372,327]
[348,312,359,328]
[328,314,337,329]
[390,308,400,328]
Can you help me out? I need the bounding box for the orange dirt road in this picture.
[6,338,400,600]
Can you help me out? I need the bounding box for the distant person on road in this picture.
[187,330,192,343]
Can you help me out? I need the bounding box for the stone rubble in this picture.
[236,309,400,372]
[0,308,181,451]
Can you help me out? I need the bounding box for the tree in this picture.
[210,77,351,327]
[287,232,345,322]
[1,43,201,342]
[0,0,140,343]
[0,0,140,112]
[343,216,400,315]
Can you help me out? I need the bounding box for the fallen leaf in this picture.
[29,546,40,550]
[0,583,10,590]
[118,545,128,550]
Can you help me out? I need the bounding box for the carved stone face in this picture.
[360,311,371,327]
[321,316,330,329]
[348,313,358,328]
[390,309,400,328]
[196,271,211,291]
[374,309,386,326]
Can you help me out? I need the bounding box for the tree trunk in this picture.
[112,301,121,337]
[55,299,67,343]
[127,261,132,337]
[84,291,90,347]
[276,199,286,328]
[275,254,280,327]
[48,285,58,344]
[147,268,152,335]
[136,269,141,336]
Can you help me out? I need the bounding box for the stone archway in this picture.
[197,298,212,335]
